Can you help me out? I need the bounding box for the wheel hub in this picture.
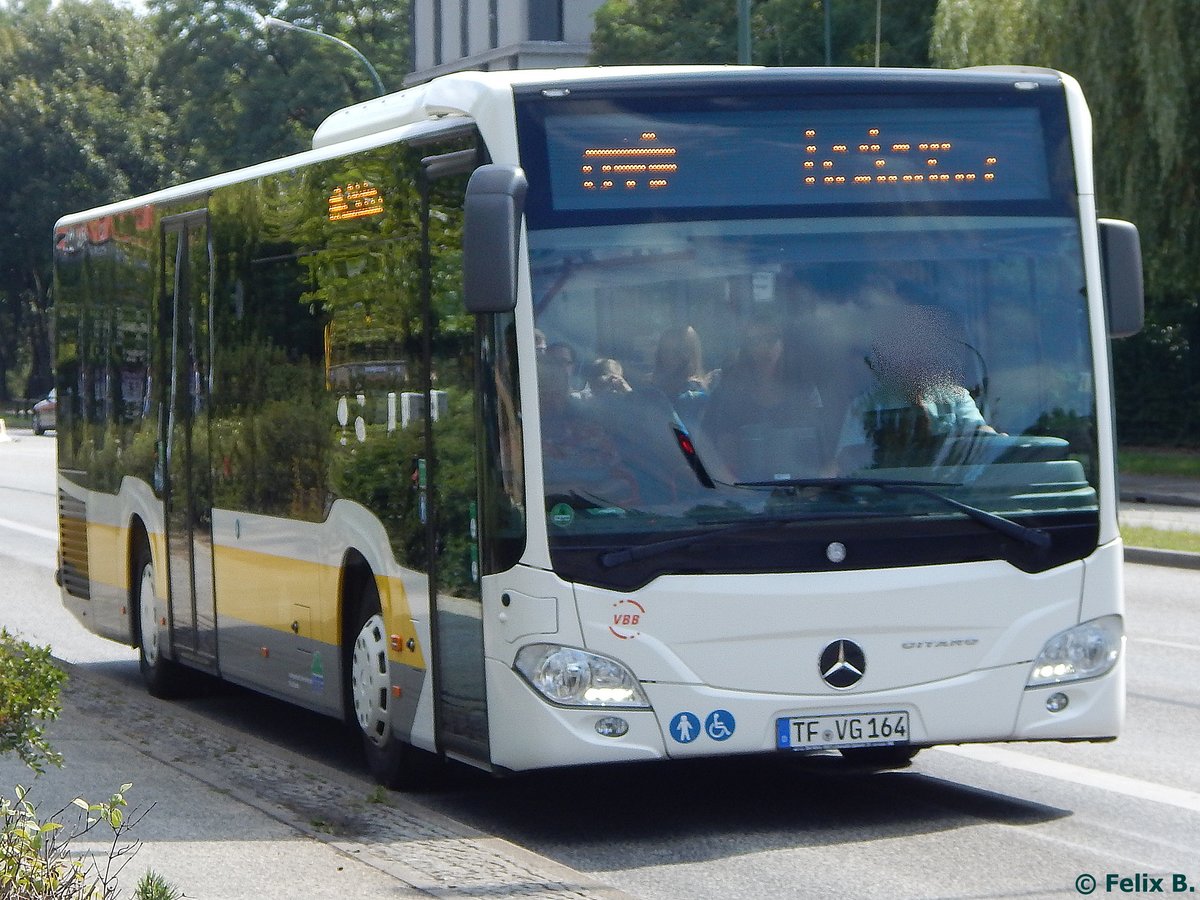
[351,613,392,746]
[138,564,159,666]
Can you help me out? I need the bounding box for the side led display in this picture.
[328,181,385,222]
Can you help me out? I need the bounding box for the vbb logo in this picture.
[609,599,646,640]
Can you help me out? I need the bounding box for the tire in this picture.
[132,540,187,698]
[32,414,44,436]
[347,575,441,790]
[839,746,921,769]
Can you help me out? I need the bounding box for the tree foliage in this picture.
[0,0,410,402]
[932,0,1200,444]
[592,0,937,68]
[148,0,410,178]
[0,0,172,400]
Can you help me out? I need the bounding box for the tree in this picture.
[592,0,937,68]
[932,0,1200,444]
[147,0,411,178]
[0,0,172,400]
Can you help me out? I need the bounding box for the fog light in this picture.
[595,716,629,738]
[1045,692,1069,713]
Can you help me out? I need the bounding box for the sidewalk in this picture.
[1120,473,1200,569]
[0,662,627,900]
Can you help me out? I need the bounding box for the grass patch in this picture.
[1120,524,1200,554]
[1119,447,1200,479]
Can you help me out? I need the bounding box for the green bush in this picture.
[0,633,183,898]
[0,630,66,774]
[0,783,135,899]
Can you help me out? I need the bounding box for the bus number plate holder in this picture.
[776,711,909,751]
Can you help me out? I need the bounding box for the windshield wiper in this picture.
[598,514,807,569]
[733,477,1051,551]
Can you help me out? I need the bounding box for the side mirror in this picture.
[463,164,528,314]
[1098,218,1144,338]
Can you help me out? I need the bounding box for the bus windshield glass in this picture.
[516,80,1097,584]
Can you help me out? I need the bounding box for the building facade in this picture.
[408,0,606,85]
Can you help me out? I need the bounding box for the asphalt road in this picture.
[1,429,1198,899]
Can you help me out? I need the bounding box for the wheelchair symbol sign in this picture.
[705,709,736,741]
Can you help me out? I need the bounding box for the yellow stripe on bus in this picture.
[76,520,425,669]
[212,544,426,669]
[85,520,128,593]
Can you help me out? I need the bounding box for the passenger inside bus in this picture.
[649,324,717,430]
[580,357,633,399]
[537,354,639,507]
[702,318,827,481]
[544,341,582,394]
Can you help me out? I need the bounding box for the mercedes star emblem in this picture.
[819,639,866,689]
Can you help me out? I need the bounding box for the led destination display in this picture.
[542,106,1054,213]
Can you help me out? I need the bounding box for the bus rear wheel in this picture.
[347,578,440,790]
[132,540,186,698]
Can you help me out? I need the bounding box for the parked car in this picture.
[32,389,56,435]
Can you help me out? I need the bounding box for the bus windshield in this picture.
[528,215,1096,583]
[517,81,1098,585]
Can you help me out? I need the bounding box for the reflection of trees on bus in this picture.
[54,208,158,493]
[55,130,488,602]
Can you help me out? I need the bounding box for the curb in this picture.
[1124,546,1200,570]
[1121,491,1200,509]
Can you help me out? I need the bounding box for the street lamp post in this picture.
[262,16,387,97]
[823,0,832,66]
[737,0,751,65]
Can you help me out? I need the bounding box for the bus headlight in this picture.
[1027,615,1123,687]
[514,644,649,708]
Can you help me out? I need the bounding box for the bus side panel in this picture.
[57,474,167,648]
[197,136,466,742]
[209,509,340,716]
[56,477,132,646]
[54,205,164,647]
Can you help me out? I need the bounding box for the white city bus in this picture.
[53,66,1143,787]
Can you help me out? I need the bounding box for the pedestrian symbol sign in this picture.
[669,712,701,744]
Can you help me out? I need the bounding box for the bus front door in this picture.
[420,152,490,767]
[160,211,218,671]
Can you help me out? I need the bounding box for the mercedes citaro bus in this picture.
[53,66,1142,786]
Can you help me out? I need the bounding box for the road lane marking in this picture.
[938,744,1200,814]
[1134,636,1200,653]
[0,516,56,542]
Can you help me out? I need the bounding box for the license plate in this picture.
[776,711,910,751]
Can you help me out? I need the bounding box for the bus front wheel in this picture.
[348,578,440,790]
